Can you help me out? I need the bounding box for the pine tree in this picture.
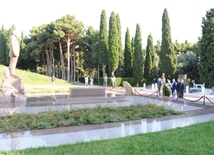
[124,28,132,77]
[133,23,143,86]
[98,10,108,77]
[198,8,214,86]
[160,8,176,79]
[115,14,125,77]
[108,12,119,75]
[144,33,155,83]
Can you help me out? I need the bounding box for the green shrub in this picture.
[162,84,171,96]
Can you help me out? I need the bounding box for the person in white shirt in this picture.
[85,76,89,87]
[111,75,116,88]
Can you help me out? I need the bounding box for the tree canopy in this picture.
[198,8,214,86]
[160,8,177,79]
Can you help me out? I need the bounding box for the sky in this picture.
[1,0,213,48]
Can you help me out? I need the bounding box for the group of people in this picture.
[156,77,185,98]
[84,74,116,88]
[84,76,94,87]
[103,74,116,88]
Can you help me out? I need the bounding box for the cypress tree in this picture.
[108,12,119,75]
[0,26,7,64]
[115,14,125,77]
[144,33,155,83]
[98,10,108,77]
[133,23,143,86]
[160,8,176,79]
[198,8,214,86]
[124,28,132,77]
[131,36,135,69]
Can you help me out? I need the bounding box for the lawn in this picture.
[2,120,214,155]
[0,65,80,94]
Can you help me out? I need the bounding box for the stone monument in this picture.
[0,30,26,103]
[0,67,26,103]
[123,81,134,95]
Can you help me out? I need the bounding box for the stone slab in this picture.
[69,87,106,97]
[3,76,22,90]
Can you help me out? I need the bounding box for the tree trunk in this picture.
[67,40,70,81]
[73,45,76,82]
[102,64,106,77]
[45,48,52,76]
[97,64,100,85]
[50,47,55,76]
[58,40,65,80]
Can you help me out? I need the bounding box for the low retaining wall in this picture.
[69,87,106,97]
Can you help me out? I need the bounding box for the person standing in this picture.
[152,78,156,84]
[171,78,177,97]
[85,76,89,87]
[51,76,55,88]
[157,78,162,94]
[103,74,107,87]
[9,30,20,76]
[176,78,181,98]
[90,77,94,87]
[179,79,185,98]
[111,75,116,88]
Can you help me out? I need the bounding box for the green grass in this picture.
[2,120,214,155]
[0,65,81,93]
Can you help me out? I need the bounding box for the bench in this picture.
[69,87,106,97]
[190,83,205,92]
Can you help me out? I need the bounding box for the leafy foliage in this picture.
[198,8,214,86]
[176,51,198,80]
[144,33,156,83]
[160,8,177,79]
[98,10,108,76]
[162,84,171,96]
[108,12,119,74]
[0,104,181,133]
[115,14,125,77]
[133,24,144,86]
[124,28,133,77]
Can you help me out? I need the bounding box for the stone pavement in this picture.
[0,87,214,152]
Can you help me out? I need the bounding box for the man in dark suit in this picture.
[179,79,185,98]
[176,78,181,98]
[157,78,162,94]
[171,79,177,97]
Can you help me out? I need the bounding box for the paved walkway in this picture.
[0,87,214,152]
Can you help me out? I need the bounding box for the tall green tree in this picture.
[131,36,135,68]
[55,14,84,81]
[198,8,214,86]
[144,33,155,83]
[108,12,119,75]
[124,28,133,77]
[133,23,143,86]
[98,10,108,77]
[115,13,125,77]
[177,51,198,80]
[160,8,176,79]
[0,26,7,64]
[27,25,51,74]
[18,34,37,71]
[83,26,99,74]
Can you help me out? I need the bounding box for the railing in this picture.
[106,85,214,105]
[134,89,213,105]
